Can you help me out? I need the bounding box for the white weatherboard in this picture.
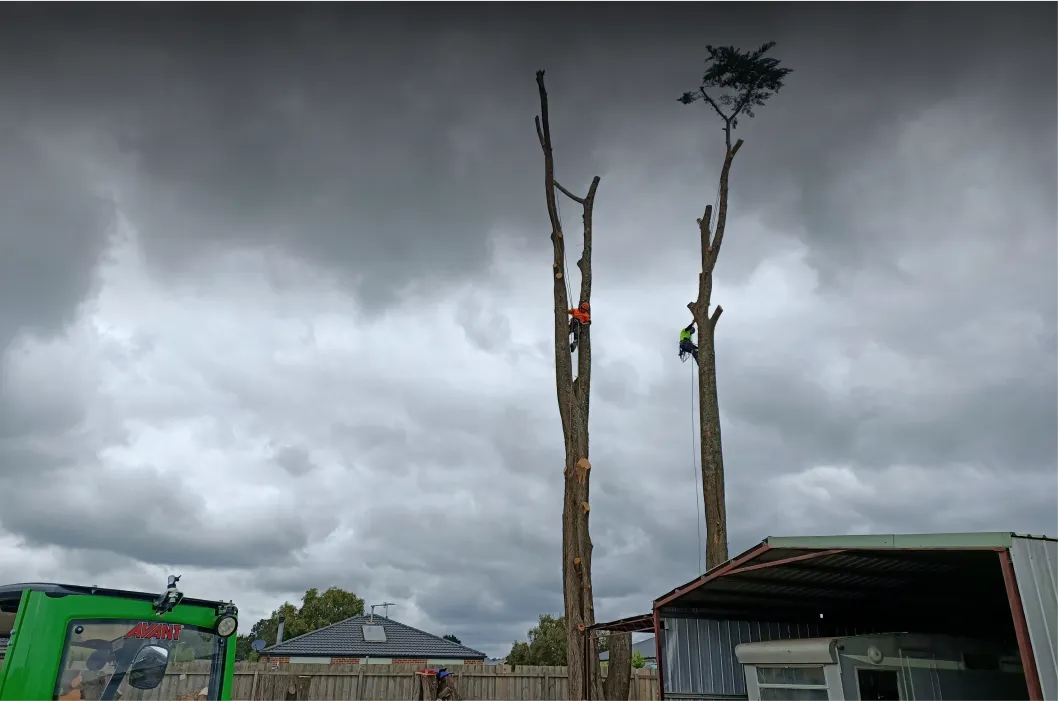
[363,624,387,642]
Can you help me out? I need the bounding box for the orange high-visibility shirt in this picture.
[568,308,591,324]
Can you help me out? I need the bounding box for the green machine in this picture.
[0,576,238,700]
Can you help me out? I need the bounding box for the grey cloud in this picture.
[456,304,513,355]
[0,464,310,568]
[331,423,409,454]
[0,6,558,310]
[0,129,115,347]
[273,443,317,477]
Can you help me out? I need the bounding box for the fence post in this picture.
[249,669,259,700]
[543,668,551,700]
[355,667,365,701]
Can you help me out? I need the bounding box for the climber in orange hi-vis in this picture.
[568,301,591,353]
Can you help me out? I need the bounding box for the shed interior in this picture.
[658,547,1018,642]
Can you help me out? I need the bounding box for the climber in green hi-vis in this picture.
[679,320,699,365]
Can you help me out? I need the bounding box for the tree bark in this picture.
[687,138,743,571]
[602,632,632,701]
[535,70,606,701]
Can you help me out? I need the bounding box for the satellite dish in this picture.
[251,639,267,652]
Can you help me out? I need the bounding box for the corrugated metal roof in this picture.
[264,614,486,659]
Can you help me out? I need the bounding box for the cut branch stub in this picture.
[582,501,590,513]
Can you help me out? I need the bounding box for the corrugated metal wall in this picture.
[659,617,866,699]
[1010,536,1058,701]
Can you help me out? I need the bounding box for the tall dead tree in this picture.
[535,70,611,701]
[678,43,792,570]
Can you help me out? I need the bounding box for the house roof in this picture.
[599,636,656,661]
[263,614,487,659]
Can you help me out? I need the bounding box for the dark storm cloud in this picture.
[0,129,115,347]
[0,5,552,308]
[4,4,1051,310]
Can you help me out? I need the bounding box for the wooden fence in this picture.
[136,661,658,701]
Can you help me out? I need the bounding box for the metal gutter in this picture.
[765,531,1016,551]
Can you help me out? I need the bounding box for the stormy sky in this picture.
[1,4,1055,656]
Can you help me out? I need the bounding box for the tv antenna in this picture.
[370,602,396,621]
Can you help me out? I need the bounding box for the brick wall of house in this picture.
[330,657,361,664]
[392,658,428,665]
[462,659,484,664]
[267,656,290,664]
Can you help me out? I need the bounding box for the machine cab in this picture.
[0,578,238,700]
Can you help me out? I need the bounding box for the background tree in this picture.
[677,43,792,570]
[443,634,462,644]
[235,587,365,660]
[534,70,618,701]
[631,651,646,670]
[506,614,568,666]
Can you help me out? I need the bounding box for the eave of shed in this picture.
[764,531,1016,551]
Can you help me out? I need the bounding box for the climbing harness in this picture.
[678,323,697,364]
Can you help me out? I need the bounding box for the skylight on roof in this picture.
[362,624,387,642]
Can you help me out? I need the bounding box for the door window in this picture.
[857,668,901,701]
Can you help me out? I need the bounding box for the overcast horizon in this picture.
[1,4,1055,656]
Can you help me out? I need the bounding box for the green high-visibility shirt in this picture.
[679,327,693,343]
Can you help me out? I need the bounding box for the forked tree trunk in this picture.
[535,70,610,701]
[688,137,743,571]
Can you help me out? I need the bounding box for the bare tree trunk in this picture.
[535,70,606,701]
[687,138,743,571]
[602,632,632,701]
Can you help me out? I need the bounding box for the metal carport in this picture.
[651,532,1056,701]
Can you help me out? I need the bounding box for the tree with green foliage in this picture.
[677,42,792,570]
[506,614,568,667]
[235,587,365,661]
[631,651,646,669]
[443,634,462,644]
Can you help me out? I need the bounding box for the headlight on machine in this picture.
[215,614,238,638]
